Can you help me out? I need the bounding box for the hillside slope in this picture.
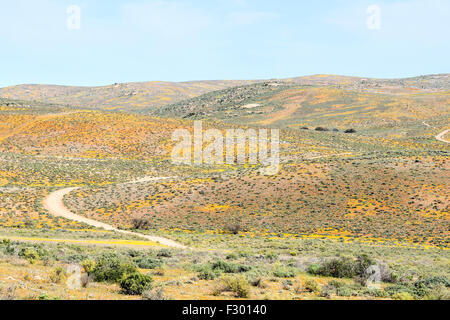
[0,80,256,112]
[153,80,450,133]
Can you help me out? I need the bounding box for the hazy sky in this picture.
[1,0,449,87]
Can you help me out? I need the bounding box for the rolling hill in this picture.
[1,74,448,113]
[0,80,256,112]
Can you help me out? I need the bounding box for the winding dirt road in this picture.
[43,182,187,249]
[436,129,450,144]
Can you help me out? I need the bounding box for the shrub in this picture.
[119,273,153,295]
[226,253,238,260]
[213,276,250,298]
[131,217,151,230]
[142,288,171,300]
[135,256,163,270]
[265,252,279,261]
[224,222,243,235]
[246,271,265,288]
[49,266,67,284]
[413,276,450,298]
[306,263,322,275]
[320,257,358,278]
[157,249,172,258]
[355,255,375,276]
[198,268,221,280]
[363,288,389,298]
[308,255,375,279]
[423,285,450,300]
[414,276,450,290]
[344,129,356,133]
[384,284,416,298]
[273,266,297,278]
[19,248,40,264]
[93,254,137,283]
[315,127,329,132]
[336,286,354,297]
[328,280,345,289]
[211,260,252,274]
[304,279,320,293]
[81,259,96,274]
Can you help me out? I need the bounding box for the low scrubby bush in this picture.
[81,259,96,274]
[307,255,375,279]
[211,260,252,274]
[157,249,172,258]
[198,268,221,280]
[213,276,250,298]
[304,279,320,293]
[134,256,163,270]
[19,248,40,264]
[119,273,153,295]
[49,266,67,284]
[93,254,137,283]
[272,266,298,278]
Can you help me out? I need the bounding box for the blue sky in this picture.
[0,0,449,87]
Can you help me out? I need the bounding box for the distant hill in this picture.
[1,74,448,112]
[0,80,257,112]
[152,75,450,131]
[287,74,450,92]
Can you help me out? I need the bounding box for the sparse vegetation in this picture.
[0,74,448,300]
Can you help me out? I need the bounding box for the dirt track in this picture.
[436,129,450,144]
[43,184,187,249]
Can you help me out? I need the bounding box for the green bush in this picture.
[414,276,450,290]
[213,276,250,298]
[306,263,322,275]
[157,249,173,258]
[119,273,153,295]
[307,255,375,279]
[328,280,344,289]
[273,266,298,278]
[413,276,450,298]
[384,284,416,298]
[134,256,163,270]
[211,260,252,274]
[198,268,221,280]
[226,253,238,260]
[246,271,265,287]
[81,259,96,274]
[423,285,450,300]
[336,286,355,297]
[320,257,358,278]
[93,254,137,283]
[19,248,40,264]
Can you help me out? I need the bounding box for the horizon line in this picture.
[1,73,449,89]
